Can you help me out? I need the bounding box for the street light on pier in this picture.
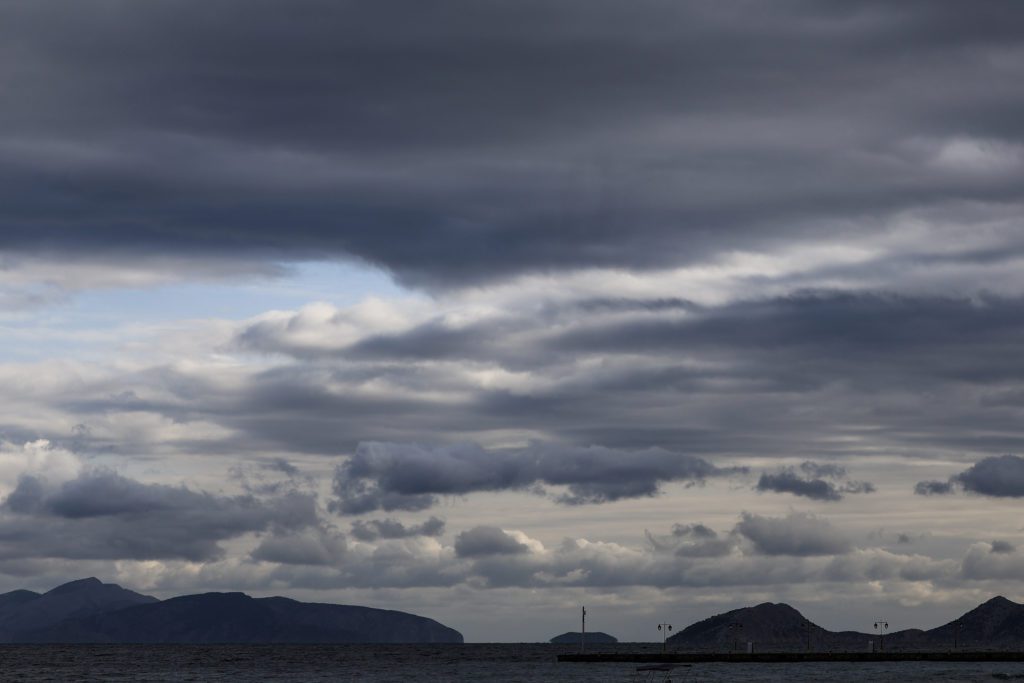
[580,606,586,654]
[657,623,672,654]
[953,620,962,651]
[873,620,889,652]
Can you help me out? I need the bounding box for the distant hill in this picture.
[0,578,462,644]
[550,631,617,644]
[0,577,156,641]
[667,602,812,650]
[0,589,42,611]
[886,596,1024,650]
[667,597,1024,652]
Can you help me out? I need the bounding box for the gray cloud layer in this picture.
[1,1,1023,288]
[0,469,318,562]
[292,513,949,591]
[329,441,743,514]
[350,517,446,542]
[201,291,1024,462]
[0,2,1021,629]
[645,523,734,559]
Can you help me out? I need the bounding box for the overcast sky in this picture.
[1,0,1024,641]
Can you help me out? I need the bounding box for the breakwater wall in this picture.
[558,651,1024,663]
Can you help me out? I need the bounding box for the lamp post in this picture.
[953,620,962,651]
[728,622,743,652]
[580,606,586,654]
[803,620,813,651]
[657,623,673,654]
[873,620,888,652]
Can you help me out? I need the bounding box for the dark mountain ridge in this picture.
[0,578,462,644]
[667,596,1024,652]
[0,577,156,641]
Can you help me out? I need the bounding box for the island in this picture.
[0,577,463,644]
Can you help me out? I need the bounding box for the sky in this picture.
[1,0,1024,642]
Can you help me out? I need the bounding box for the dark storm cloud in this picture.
[735,512,852,556]
[555,292,1024,367]
[756,461,875,501]
[914,480,955,496]
[955,454,1024,497]
[234,291,1024,391]
[350,516,446,542]
[328,441,743,514]
[1,1,1023,287]
[529,291,1024,451]
[990,540,1015,554]
[0,470,319,562]
[757,471,842,501]
[915,455,1024,498]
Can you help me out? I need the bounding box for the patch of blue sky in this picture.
[0,260,407,362]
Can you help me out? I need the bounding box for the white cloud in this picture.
[0,440,81,495]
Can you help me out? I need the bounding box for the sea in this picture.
[2,643,1024,682]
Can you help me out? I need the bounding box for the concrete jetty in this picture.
[558,651,1024,663]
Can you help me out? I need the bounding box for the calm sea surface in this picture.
[2,644,1024,681]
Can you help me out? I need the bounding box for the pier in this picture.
[559,651,1024,663]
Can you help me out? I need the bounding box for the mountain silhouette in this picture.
[0,578,462,644]
[888,595,1024,650]
[0,577,156,641]
[667,602,815,650]
[667,597,1024,651]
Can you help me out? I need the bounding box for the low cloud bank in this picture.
[1,468,318,562]
[330,441,745,514]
